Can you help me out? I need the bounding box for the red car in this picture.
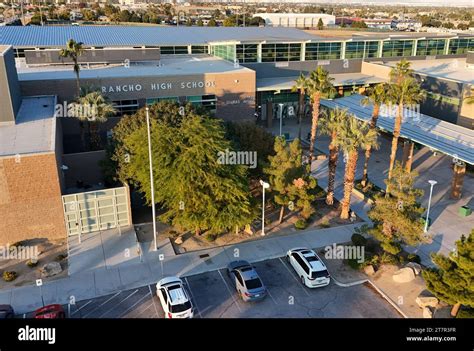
[33,304,65,319]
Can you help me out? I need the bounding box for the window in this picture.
[262,43,301,62]
[293,253,310,274]
[234,271,244,286]
[170,300,192,313]
[161,289,168,303]
[365,41,379,58]
[305,42,342,60]
[416,39,446,56]
[382,40,414,57]
[448,38,474,55]
[186,95,217,114]
[146,97,179,105]
[345,41,365,59]
[112,99,139,115]
[160,46,188,55]
[191,45,208,54]
[244,278,262,290]
[310,270,329,279]
[236,44,258,63]
[211,44,236,62]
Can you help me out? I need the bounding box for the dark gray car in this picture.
[0,305,14,319]
[227,260,266,302]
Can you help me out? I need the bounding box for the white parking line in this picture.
[148,284,160,318]
[70,300,93,316]
[266,288,278,305]
[118,291,152,318]
[278,257,310,297]
[217,269,242,312]
[96,289,140,318]
[184,277,203,319]
[133,302,155,318]
[81,291,122,318]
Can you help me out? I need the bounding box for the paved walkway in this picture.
[0,224,359,315]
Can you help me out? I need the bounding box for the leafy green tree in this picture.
[336,116,378,219]
[360,83,389,187]
[351,21,368,28]
[305,67,336,164]
[224,121,275,177]
[207,19,217,27]
[265,137,316,223]
[124,115,255,236]
[197,19,204,26]
[422,230,474,317]
[368,162,426,254]
[317,18,324,30]
[223,16,236,27]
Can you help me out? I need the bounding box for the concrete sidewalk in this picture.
[0,224,360,315]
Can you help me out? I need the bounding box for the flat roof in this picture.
[0,26,318,48]
[17,55,253,81]
[0,96,57,157]
[256,73,387,91]
[382,58,474,84]
[321,94,474,165]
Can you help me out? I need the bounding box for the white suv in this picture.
[156,276,194,318]
[286,248,331,288]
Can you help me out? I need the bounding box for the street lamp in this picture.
[424,179,437,233]
[278,103,284,137]
[146,107,158,251]
[259,180,270,236]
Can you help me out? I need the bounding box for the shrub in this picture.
[55,254,67,262]
[347,258,362,270]
[204,233,217,242]
[379,252,398,265]
[3,271,18,282]
[381,241,402,255]
[407,253,421,264]
[351,233,367,247]
[319,219,330,228]
[26,259,39,268]
[295,219,307,230]
[457,308,474,319]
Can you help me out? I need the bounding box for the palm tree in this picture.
[389,58,413,85]
[335,117,378,220]
[305,67,336,164]
[386,77,423,195]
[59,39,84,97]
[318,108,347,206]
[291,73,308,140]
[77,89,116,151]
[360,83,389,187]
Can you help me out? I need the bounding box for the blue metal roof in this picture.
[0,26,318,48]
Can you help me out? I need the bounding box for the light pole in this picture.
[424,180,437,233]
[146,107,158,251]
[278,103,284,137]
[259,180,270,236]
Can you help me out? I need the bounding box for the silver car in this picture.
[227,260,267,302]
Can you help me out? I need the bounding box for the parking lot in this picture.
[42,257,399,318]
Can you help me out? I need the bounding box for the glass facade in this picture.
[236,44,258,63]
[186,95,217,114]
[146,97,179,105]
[211,45,236,61]
[381,40,414,57]
[448,38,474,55]
[112,100,139,116]
[305,42,342,60]
[261,43,301,62]
[160,46,188,55]
[191,45,208,54]
[416,39,446,56]
[345,41,379,59]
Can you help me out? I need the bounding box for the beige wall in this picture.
[361,61,391,81]
[458,84,474,130]
[0,153,66,245]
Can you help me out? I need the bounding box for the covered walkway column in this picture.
[401,140,415,172]
[451,161,466,199]
[266,99,273,128]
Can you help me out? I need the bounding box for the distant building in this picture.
[393,20,422,32]
[363,19,392,30]
[254,13,335,28]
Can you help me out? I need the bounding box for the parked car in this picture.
[33,304,65,319]
[286,248,331,288]
[0,304,14,319]
[227,260,266,302]
[156,276,194,319]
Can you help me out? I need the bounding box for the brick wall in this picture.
[0,153,66,245]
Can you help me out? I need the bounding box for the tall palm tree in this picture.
[59,39,84,97]
[305,66,336,164]
[318,107,347,206]
[77,89,116,151]
[291,73,308,140]
[389,58,413,85]
[335,117,378,220]
[360,83,389,187]
[386,77,423,195]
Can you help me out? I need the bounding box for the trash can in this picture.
[459,206,472,217]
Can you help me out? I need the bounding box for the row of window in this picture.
[261,43,302,62]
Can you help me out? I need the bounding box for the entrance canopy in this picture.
[321,94,474,165]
